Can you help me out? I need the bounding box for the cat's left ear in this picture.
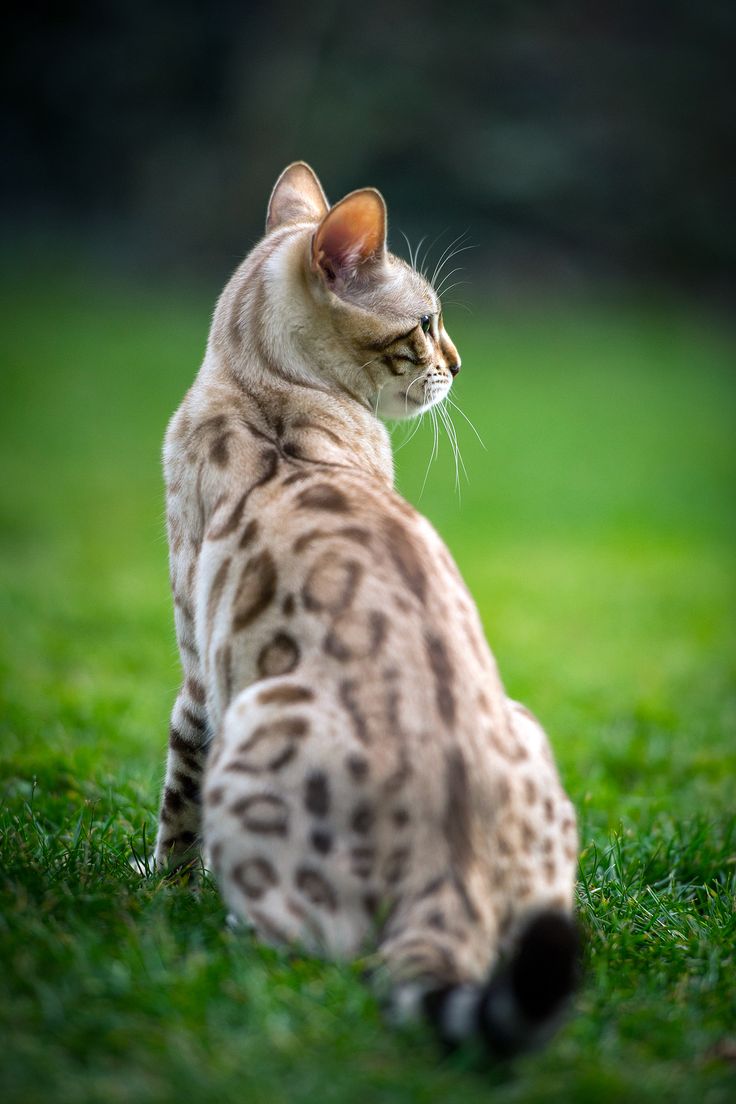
[311,188,387,288]
[267,162,329,232]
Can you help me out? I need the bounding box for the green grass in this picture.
[1,267,734,1103]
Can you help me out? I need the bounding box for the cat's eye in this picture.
[420,315,431,334]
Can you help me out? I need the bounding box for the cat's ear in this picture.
[311,188,387,287]
[266,162,329,232]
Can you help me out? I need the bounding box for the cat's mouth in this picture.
[377,373,451,420]
[403,376,452,412]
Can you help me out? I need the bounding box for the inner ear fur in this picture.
[311,188,387,286]
[266,162,329,232]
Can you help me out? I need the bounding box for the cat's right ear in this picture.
[311,188,387,289]
[266,162,329,232]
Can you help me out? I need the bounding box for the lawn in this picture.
[1,263,734,1103]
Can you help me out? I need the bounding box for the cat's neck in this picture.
[200,227,394,486]
[204,353,395,487]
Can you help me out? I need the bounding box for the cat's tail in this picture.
[390,910,580,1058]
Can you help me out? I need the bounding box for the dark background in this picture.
[4,0,735,293]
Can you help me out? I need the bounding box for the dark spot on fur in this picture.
[208,452,278,540]
[304,770,330,817]
[497,777,512,805]
[163,786,183,813]
[186,677,205,704]
[345,753,369,781]
[425,633,455,726]
[182,706,206,732]
[215,642,233,706]
[281,470,311,487]
[230,794,289,835]
[257,631,300,677]
[427,910,446,931]
[174,770,201,804]
[295,866,338,911]
[296,483,350,513]
[363,893,381,918]
[239,518,259,549]
[174,594,195,622]
[383,516,426,602]
[207,557,232,631]
[206,785,225,806]
[521,820,536,850]
[351,803,374,835]
[324,609,386,661]
[311,829,333,854]
[302,555,362,614]
[168,726,194,755]
[257,684,313,706]
[230,717,309,773]
[524,778,537,804]
[293,527,327,553]
[350,845,375,879]
[231,857,279,899]
[232,550,277,631]
[282,593,295,616]
[384,846,410,884]
[384,750,411,793]
[208,493,248,540]
[339,679,370,744]
[444,749,471,872]
[416,874,447,900]
[210,432,232,467]
[452,873,481,922]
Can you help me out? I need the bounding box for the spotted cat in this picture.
[157,162,579,1054]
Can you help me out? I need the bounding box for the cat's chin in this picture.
[376,383,450,421]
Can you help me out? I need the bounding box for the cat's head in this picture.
[255,162,461,420]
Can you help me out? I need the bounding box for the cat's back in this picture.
[196,441,500,725]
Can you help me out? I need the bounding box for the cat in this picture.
[157,162,579,1055]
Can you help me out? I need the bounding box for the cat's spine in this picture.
[396,911,580,1057]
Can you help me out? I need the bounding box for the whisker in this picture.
[399,230,415,269]
[446,395,487,450]
[433,243,476,290]
[430,230,470,288]
[435,264,468,295]
[395,409,425,452]
[419,406,439,498]
[418,231,446,281]
[404,371,425,417]
[439,400,466,498]
[437,402,459,497]
[444,400,469,484]
[437,283,470,304]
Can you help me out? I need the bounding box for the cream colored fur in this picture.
[156,163,578,1001]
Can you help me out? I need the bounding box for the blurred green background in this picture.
[2,3,735,1102]
[5,1,736,289]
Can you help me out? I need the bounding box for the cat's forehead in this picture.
[385,253,439,316]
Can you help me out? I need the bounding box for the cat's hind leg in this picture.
[155,680,210,871]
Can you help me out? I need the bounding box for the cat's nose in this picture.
[448,361,461,378]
